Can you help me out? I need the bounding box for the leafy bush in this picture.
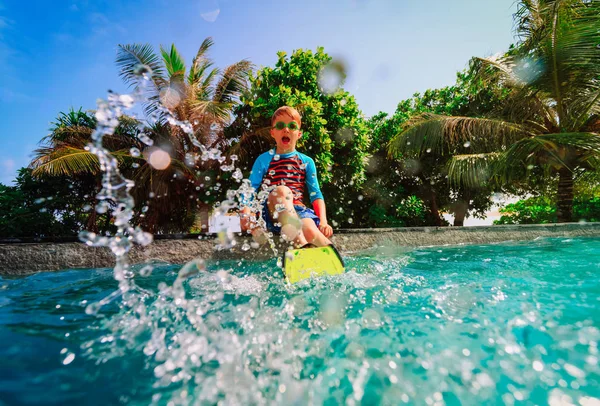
[494,196,600,225]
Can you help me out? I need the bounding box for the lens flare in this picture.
[148,149,171,170]
[318,60,347,95]
[159,87,182,109]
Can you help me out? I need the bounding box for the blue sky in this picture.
[0,0,518,185]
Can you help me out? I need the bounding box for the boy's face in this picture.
[270,114,302,154]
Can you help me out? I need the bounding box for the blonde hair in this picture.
[271,106,302,127]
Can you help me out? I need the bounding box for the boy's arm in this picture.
[304,157,333,237]
[312,198,333,237]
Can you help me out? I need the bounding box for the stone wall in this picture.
[1,223,599,276]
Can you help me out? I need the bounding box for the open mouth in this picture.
[282,136,291,144]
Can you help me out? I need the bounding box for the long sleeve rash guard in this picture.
[248,149,324,206]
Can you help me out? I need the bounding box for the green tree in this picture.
[0,168,104,238]
[359,112,435,227]
[30,108,143,232]
[382,65,505,226]
[494,195,600,224]
[228,47,370,227]
[391,0,600,222]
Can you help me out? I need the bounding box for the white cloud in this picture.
[89,12,127,38]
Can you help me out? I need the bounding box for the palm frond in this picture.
[42,125,94,146]
[116,44,166,88]
[188,37,215,84]
[501,131,600,173]
[446,152,503,188]
[30,147,101,177]
[514,0,547,51]
[213,60,252,104]
[160,44,187,80]
[388,113,532,158]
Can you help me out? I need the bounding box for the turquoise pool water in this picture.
[1,237,599,405]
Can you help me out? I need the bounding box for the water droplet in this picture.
[274,154,281,161]
[464,141,471,148]
[85,302,101,315]
[96,201,109,214]
[134,230,153,246]
[119,94,134,109]
[133,64,152,77]
[426,148,432,153]
[138,133,154,146]
[318,60,347,95]
[129,147,140,157]
[62,352,76,365]
[232,168,243,182]
[139,265,153,277]
[210,122,219,130]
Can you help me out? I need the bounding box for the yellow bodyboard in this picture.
[283,245,345,284]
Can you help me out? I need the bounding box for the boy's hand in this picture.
[239,207,254,233]
[318,221,333,238]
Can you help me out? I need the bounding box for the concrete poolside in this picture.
[1,222,599,276]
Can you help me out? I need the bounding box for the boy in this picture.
[240,106,333,248]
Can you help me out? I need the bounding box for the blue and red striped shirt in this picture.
[248,149,324,205]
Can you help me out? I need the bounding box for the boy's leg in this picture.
[267,186,308,246]
[301,218,332,247]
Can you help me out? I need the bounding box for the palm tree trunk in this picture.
[557,167,574,222]
[453,201,468,227]
[86,203,99,232]
[429,189,443,227]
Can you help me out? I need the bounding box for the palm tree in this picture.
[30,108,142,231]
[116,37,252,231]
[390,0,600,222]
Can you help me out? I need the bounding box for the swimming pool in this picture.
[1,237,599,405]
